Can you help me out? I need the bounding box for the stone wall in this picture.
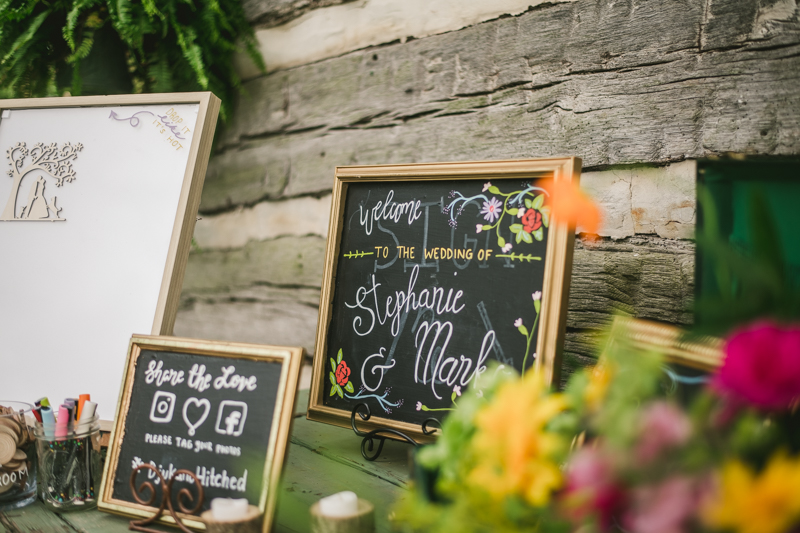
[174,0,800,380]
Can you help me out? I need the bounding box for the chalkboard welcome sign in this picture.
[99,335,303,531]
[308,158,581,440]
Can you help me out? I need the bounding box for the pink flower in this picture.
[562,447,624,531]
[514,318,523,328]
[453,385,462,397]
[517,207,526,218]
[712,321,800,410]
[502,243,512,253]
[415,401,422,411]
[532,291,542,301]
[475,224,482,233]
[636,401,692,463]
[622,476,699,533]
[482,181,491,192]
[480,197,503,223]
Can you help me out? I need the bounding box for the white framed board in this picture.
[0,93,220,416]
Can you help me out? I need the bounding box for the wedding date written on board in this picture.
[325,178,551,423]
[111,350,281,510]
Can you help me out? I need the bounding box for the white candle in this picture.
[318,491,359,517]
[210,498,250,521]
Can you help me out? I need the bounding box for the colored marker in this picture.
[77,394,90,420]
[56,405,70,439]
[41,406,56,439]
[65,401,77,435]
[78,401,97,501]
[76,401,96,435]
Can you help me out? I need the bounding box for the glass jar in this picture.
[0,401,37,511]
[34,413,101,511]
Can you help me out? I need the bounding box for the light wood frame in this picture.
[609,316,723,371]
[0,92,219,336]
[99,335,304,532]
[308,157,582,441]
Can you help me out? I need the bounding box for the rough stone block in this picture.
[182,235,327,292]
[194,195,332,249]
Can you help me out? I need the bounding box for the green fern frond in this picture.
[66,32,95,63]
[64,0,102,50]
[172,23,208,89]
[1,9,49,67]
[1,0,264,120]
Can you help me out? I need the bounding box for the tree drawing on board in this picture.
[0,141,83,222]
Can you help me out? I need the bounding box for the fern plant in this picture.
[0,0,264,120]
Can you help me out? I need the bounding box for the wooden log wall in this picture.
[175,0,800,382]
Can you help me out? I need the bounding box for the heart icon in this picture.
[182,397,210,436]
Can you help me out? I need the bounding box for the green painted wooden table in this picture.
[0,391,411,533]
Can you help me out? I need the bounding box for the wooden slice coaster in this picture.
[0,419,21,446]
[2,460,22,471]
[13,449,26,461]
[0,433,16,465]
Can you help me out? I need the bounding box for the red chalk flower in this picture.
[522,209,542,233]
[335,360,351,387]
[712,321,800,410]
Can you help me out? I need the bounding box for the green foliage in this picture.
[696,185,800,335]
[0,0,264,119]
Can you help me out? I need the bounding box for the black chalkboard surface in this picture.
[308,159,581,440]
[99,336,303,531]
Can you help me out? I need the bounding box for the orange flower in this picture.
[543,179,601,235]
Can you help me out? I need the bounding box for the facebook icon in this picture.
[214,401,248,437]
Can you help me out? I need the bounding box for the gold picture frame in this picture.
[609,316,724,372]
[99,335,304,532]
[308,157,581,441]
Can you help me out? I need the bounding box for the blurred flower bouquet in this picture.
[396,319,800,533]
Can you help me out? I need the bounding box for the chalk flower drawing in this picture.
[1,141,82,221]
[335,359,351,387]
[330,349,404,413]
[517,291,544,376]
[329,349,354,398]
[445,181,550,261]
[481,197,503,223]
[418,385,464,413]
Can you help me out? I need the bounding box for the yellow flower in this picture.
[704,452,800,533]
[584,361,614,412]
[467,371,566,506]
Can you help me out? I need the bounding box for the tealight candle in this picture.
[210,497,249,521]
[310,492,374,533]
[318,491,358,517]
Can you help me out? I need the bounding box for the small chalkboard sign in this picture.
[99,335,303,531]
[308,158,581,440]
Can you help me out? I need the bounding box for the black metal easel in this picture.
[350,403,441,461]
[128,463,204,533]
